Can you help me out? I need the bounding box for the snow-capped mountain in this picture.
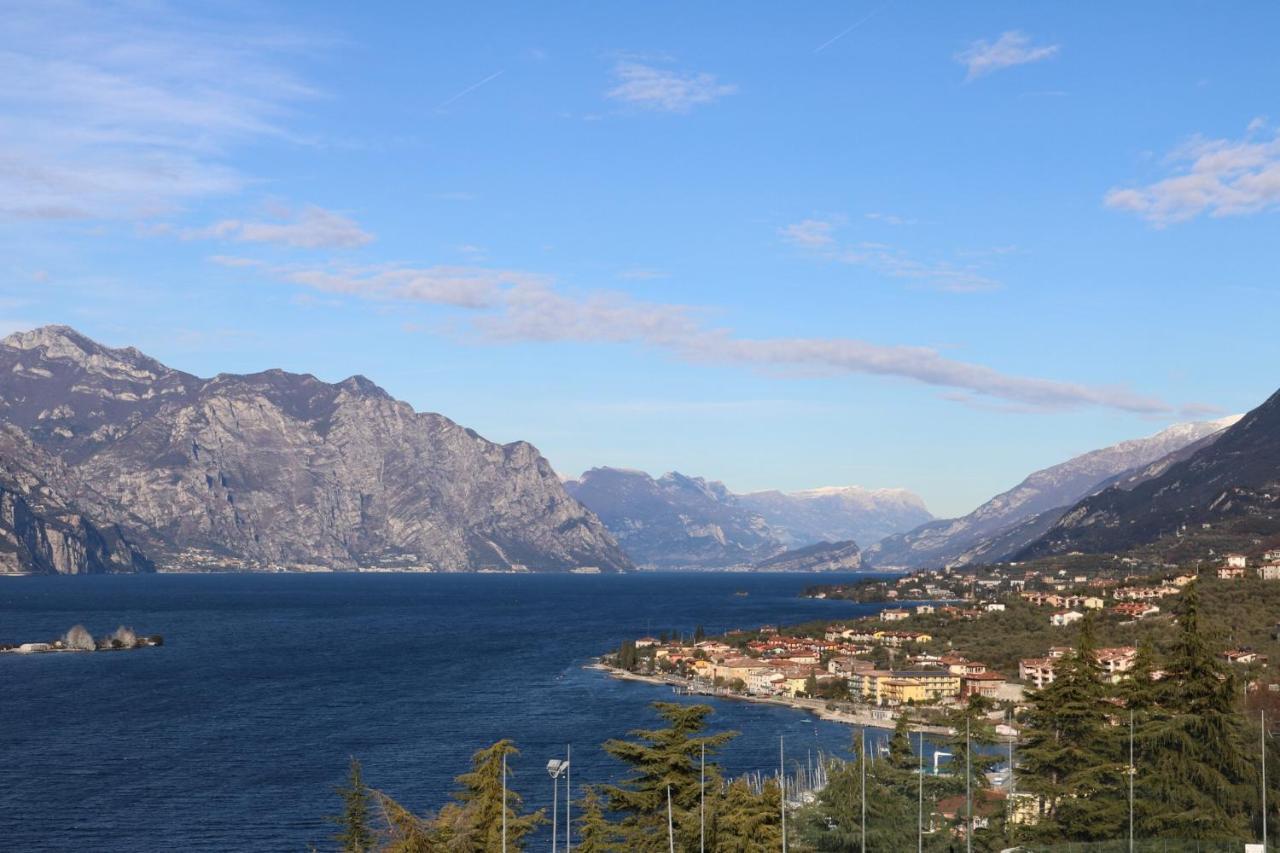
[864,415,1242,569]
[738,486,932,549]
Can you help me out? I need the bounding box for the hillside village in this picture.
[608,550,1280,728]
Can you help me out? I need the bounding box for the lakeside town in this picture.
[602,550,1280,735]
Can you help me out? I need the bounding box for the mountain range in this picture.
[863,415,1241,569]
[0,326,630,574]
[564,468,930,569]
[1020,390,1280,559]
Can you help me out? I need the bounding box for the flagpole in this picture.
[917,729,924,853]
[965,716,972,853]
[566,743,572,853]
[667,785,675,853]
[1129,710,1135,853]
[780,735,787,853]
[1263,709,1268,850]
[700,741,706,853]
[860,729,866,853]
[502,751,508,853]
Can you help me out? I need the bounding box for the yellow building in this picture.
[849,669,960,705]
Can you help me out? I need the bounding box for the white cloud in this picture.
[605,61,737,113]
[781,218,1001,293]
[188,206,373,248]
[779,219,836,248]
[865,212,918,226]
[0,1,315,220]
[227,258,1179,415]
[1105,123,1280,224]
[956,31,1059,81]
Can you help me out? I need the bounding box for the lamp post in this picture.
[565,745,572,853]
[547,758,568,853]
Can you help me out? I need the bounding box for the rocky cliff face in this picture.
[864,416,1240,569]
[0,424,150,574]
[564,468,784,568]
[0,326,630,573]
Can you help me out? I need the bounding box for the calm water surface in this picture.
[1,571,907,852]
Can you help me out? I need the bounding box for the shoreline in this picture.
[586,660,956,736]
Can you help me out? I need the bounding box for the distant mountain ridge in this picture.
[1020,389,1280,558]
[565,467,928,569]
[0,326,630,574]
[738,485,932,548]
[864,416,1241,570]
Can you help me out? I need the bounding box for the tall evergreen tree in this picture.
[1015,617,1125,841]
[431,740,545,851]
[1138,582,1257,841]
[575,786,622,853]
[602,702,737,850]
[329,757,375,852]
[710,777,783,853]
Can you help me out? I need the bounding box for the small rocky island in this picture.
[1,624,163,655]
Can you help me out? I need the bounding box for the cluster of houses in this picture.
[1018,645,1140,689]
[629,625,1017,708]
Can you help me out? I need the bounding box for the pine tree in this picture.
[575,786,622,853]
[1015,617,1125,842]
[710,777,782,853]
[329,757,376,852]
[431,740,545,851]
[794,730,920,851]
[1137,581,1257,841]
[602,702,737,850]
[370,790,438,853]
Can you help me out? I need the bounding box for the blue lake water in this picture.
[0,571,914,851]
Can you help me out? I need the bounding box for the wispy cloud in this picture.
[0,1,315,221]
[1105,120,1280,225]
[865,212,917,226]
[605,61,737,113]
[779,219,837,248]
[186,205,373,248]
[222,257,1181,415]
[437,70,504,111]
[813,4,891,54]
[956,31,1059,81]
[780,218,1000,293]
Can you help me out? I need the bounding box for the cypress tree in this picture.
[329,757,375,852]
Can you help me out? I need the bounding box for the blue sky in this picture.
[2,1,1279,517]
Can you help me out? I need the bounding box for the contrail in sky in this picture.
[814,4,891,53]
[438,70,504,110]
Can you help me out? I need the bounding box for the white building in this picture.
[1050,610,1084,627]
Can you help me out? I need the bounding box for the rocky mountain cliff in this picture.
[864,416,1240,569]
[563,468,782,569]
[0,326,631,573]
[1021,390,1280,558]
[0,423,151,574]
[738,486,931,548]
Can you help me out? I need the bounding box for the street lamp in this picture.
[547,758,569,853]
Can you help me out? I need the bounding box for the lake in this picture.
[0,570,911,851]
